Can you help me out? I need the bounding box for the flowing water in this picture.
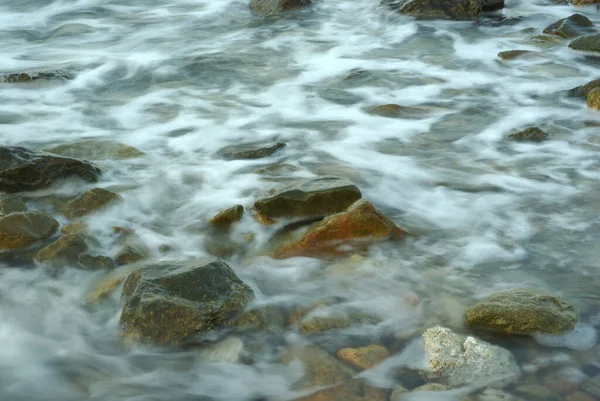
[1,0,600,400]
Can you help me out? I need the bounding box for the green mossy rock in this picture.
[568,78,600,98]
[0,211,59,250]
[60,188,121,219]
[2,70,73,83]
[587,87,600,110]
[45,139,144,160]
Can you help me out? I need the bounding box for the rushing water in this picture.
[1,0,600,400]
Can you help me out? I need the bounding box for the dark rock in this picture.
[78,254,115,270]
[216,142,286,160]
[119,257,256,345]
[569,34,600,53]
[481,0,504,11]
[543,14,594,39]
[35,234,88,267]
[254,176,362,220]
[0,147,100,193]
[364,104,435,119]
[0,211,59,250]
[507,127,548,142]
[115,242,148,265]
[582,375,600,399]
[568,78,600,98]
[209,205,244,229]
[317,88,364,105]
[497,50,544,60]
[249,0,311,16]
[2,70,73,83]
[61,221,86,235]
[587,87,600,110]
[569,0,600,5]
[0,195,27,214]
[383,0,482,21]
[60,188,121,219]
[45,139,144,160]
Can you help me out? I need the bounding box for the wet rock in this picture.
[582,375,600,399]
[254,176,362,220]
[85,266,137,305]
[209,205,244,229]
[383,0,482,21]
[249,0,310,16]
[77,254,115,270]
[2,70,73,83]
[390,386,409,401]
[465,288,578,334]
[0,211,59,250]
[45,139,144,160]
[61,221,86,235]
[198,336,244,363]
[336,345,390,370]
[252,163,302,177]
[569,34,600,53]
[544,367,588,396]
[216,142,286,160]
[364,104,435,119]
[35,234,88,267]
[507,127,548,142]
[497,50,543,60]
[569,0,600,5]
[0,146,100,193]
[587,87,600,110]
[568,78,600,98]
[421,326,520,388]
[481,0,504,11]
[0,195,27,214]
[543,14,594,39]
[203,231,247,259]
[514,384,557,400]
[115,243,148,265]
[119,257,255,345]
[300,311,352,333]
[60,188,121,219]
[274,199,405,259]
[567,392,597,401]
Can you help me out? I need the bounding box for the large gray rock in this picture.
[0,211,59,250]
[249,0,311,16]
[383,0,482,21]
[45,139,144,160]
[465,288,578,334]
[119,257,258,345]
[421,327,520,388]
[0,146,100,193]
[543,14,595,39]
[569,34,600,53]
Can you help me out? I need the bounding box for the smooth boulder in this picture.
[0,195,27,214]
[45,139,144,160]
[0,147,100,193]
[568,78,600,98]
[0,211,59,250]
[119,257,256,345]
[569,34,600,53]
[383,0,482,21]
[35,234,88,267]
[60,188,121,219]
[216,142,286,160]
[249,0,311,16]
[543,14,594,39]
[465,288,578,334]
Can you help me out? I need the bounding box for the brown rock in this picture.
[273,199,406,259]
[383,0,482,21]
[78,254,115,270]
[209,205,244,229]
[337,345,390,370]
[45,139,144,160]
[498,50,543,60]
[569,0,600,5]
[0,195,27,214]
[365,104,433,119]
[35,234,88,267]
[61,221,86,235]
[568,78,600,98]
[60,188,121,219]
[300,313,352,333]
[543,14,594,39]
[216,142,286,160]
[249,0,311,16]
[587,87,600,110]
[0,211,59,250]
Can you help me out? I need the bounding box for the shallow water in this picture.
[1,0,600,399]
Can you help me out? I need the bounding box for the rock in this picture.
[2,70,73,83]
[568,78,600,98]
[0,211,59,250]
[45,139,144,160]
[85,266,138,305]
[119,257,256,345]
[582,375,600,399]
[514,384,556,400]
[507,127,548,142]
[273,199,406,259]
[364,104,435,119]
[383,0,482,21]
[0,195,27,214]
[115,235,149,265]
[421,326,520,388]
[476,388,517,401]
[35,234,88,267]
[544,367,588,396]
[481,0,504,11]
[497,50,543,60]
[569,34,600,53]
[252,163,302,177]
[61,221,86,235]
[299,311,353,333]
[336,345,390,370]
[0,146,100,193]
[198,336,244,363]
[465,288,579,334]
[249,0,310,15]
[587,87,600,110]
[390,386,409,401]
[254,176,362,220]
[77,254,115,270]
[569,0,600,5]
[59,188,121,219]
[568,392,597,401]
[216,142,286,160]
[209,205,244,229]
[543,14,594,39]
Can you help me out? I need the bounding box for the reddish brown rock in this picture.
[337,345,390,370]
[209,205,244,229]
[274,199,406,259]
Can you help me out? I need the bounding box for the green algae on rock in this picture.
[45,139,144,160]
[0,211,59,250]
[60,188,121,219]
[2,70,73,83]
[587,87,600,110]
[465,288,578,334]
[507,127,548,142]
[383,0,482,20]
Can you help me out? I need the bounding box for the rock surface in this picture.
[507,127,548,142]
[568,78,600,98]
[587,87,600,110]
[0,211,59,250]
[365,104,434,119]
[216,142,286,160]
[465,288,578,334]
[60,188,121,219]
[209,205,244,229]
[421,326,520,388]
[274,199,406,259]
[0,146,100,193]
[497,50,543,60]
[481,0,504,11]
[384,0,482,21]
[78,254,115,270]
[0,195,27,214]
[45,139,144,160]
[249,0,311,16]
[2,70,73,83]
[582,375,600,399]
[119,257,255,344]
[336,345,390,370]
[115,235,149,265]
[254,176,362,220]
[35,234,88,267]
[543,14,594,38]
[569,34,600,53]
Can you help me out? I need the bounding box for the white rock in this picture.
[421,327,520,388]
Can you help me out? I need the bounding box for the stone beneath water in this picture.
[533,323,597,351]
[78,254,116,270]
[587,87,600,110]
[383,0,482,21]
[119,257,256,345]
[216,142,286,160]
[481,0,504,11]
[497,50,543,61]
[421,326,520,388]
[2,70,73,83]
[0,195,27,214]
[35,234,88,267]
[0,146,101,193]
[273,199,406,259]
[543,14,594,39]
[569,34,600,53]
[336,345,390,370]
[254,176,362,220]
[249,0,311,15]
[45,139,144,160]
[60,188,121,219]
[507,127,548,142]
[582,375,600,399]
[209,205,244,229]
[465,288,578,334]
[0,211,59,250]
[364,104,436,119]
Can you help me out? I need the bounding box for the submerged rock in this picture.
[77,254,115,270]
[35,234,88,267]
[336,345,390,370]
[543,14,594,39]
[582,375,600,399]
[465,288,578,334]
[364,104,435,119]
[568,78,600,98]
[119,257,255,345]
[383,0,482,20]
[254,176,362,220]
[587,87,600,110]
[274,199,406,259]
[497,50,543,60]
[569,0,600,5]
[0,147,100,193]
[209,205,244,229]
[0,195,27,214]
[481,0,504,11]
[421,326,520,388]
[45,139,144,160]
[507,127,548,142]
[249,0,311,16]
[2,70,73,83]
[0,211,59,250]
[60,188,121,219]
[216,142,286,160]
[569,34,600,53]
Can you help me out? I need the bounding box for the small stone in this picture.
[569,34,600,53]
[35,234,88,267]
[586,87,600,110]
[158,244,173,253]
[60,188,121,219]
[336,345,390,370]
[582,375,600,399]
[209,205,244,229]
[545,367,588,396]
[61,221,86,235]
[0,195,27,214]
[249,0,311,16]
[508,127,548,142]
[498,50,543,60]
[45,139,144,160]
[77,254,115,270]
[0,211,59,250]
[568,78,600,98]
[543,14,594,39]
[216,142,286,160]
[299,312,352,333]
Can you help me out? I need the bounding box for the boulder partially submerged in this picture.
[568,78,600,98]
[0,211,59,250]
[569,33,600,53]
[35,234,88,267]
[216,142,286,160]
[249,0,311,16]
[383,0,483,21]
[507,127,548,142]
[60,188,121,219]
[45,139,144,160]
[543,14,594,39]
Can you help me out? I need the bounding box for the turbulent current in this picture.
[1,0,600,400]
